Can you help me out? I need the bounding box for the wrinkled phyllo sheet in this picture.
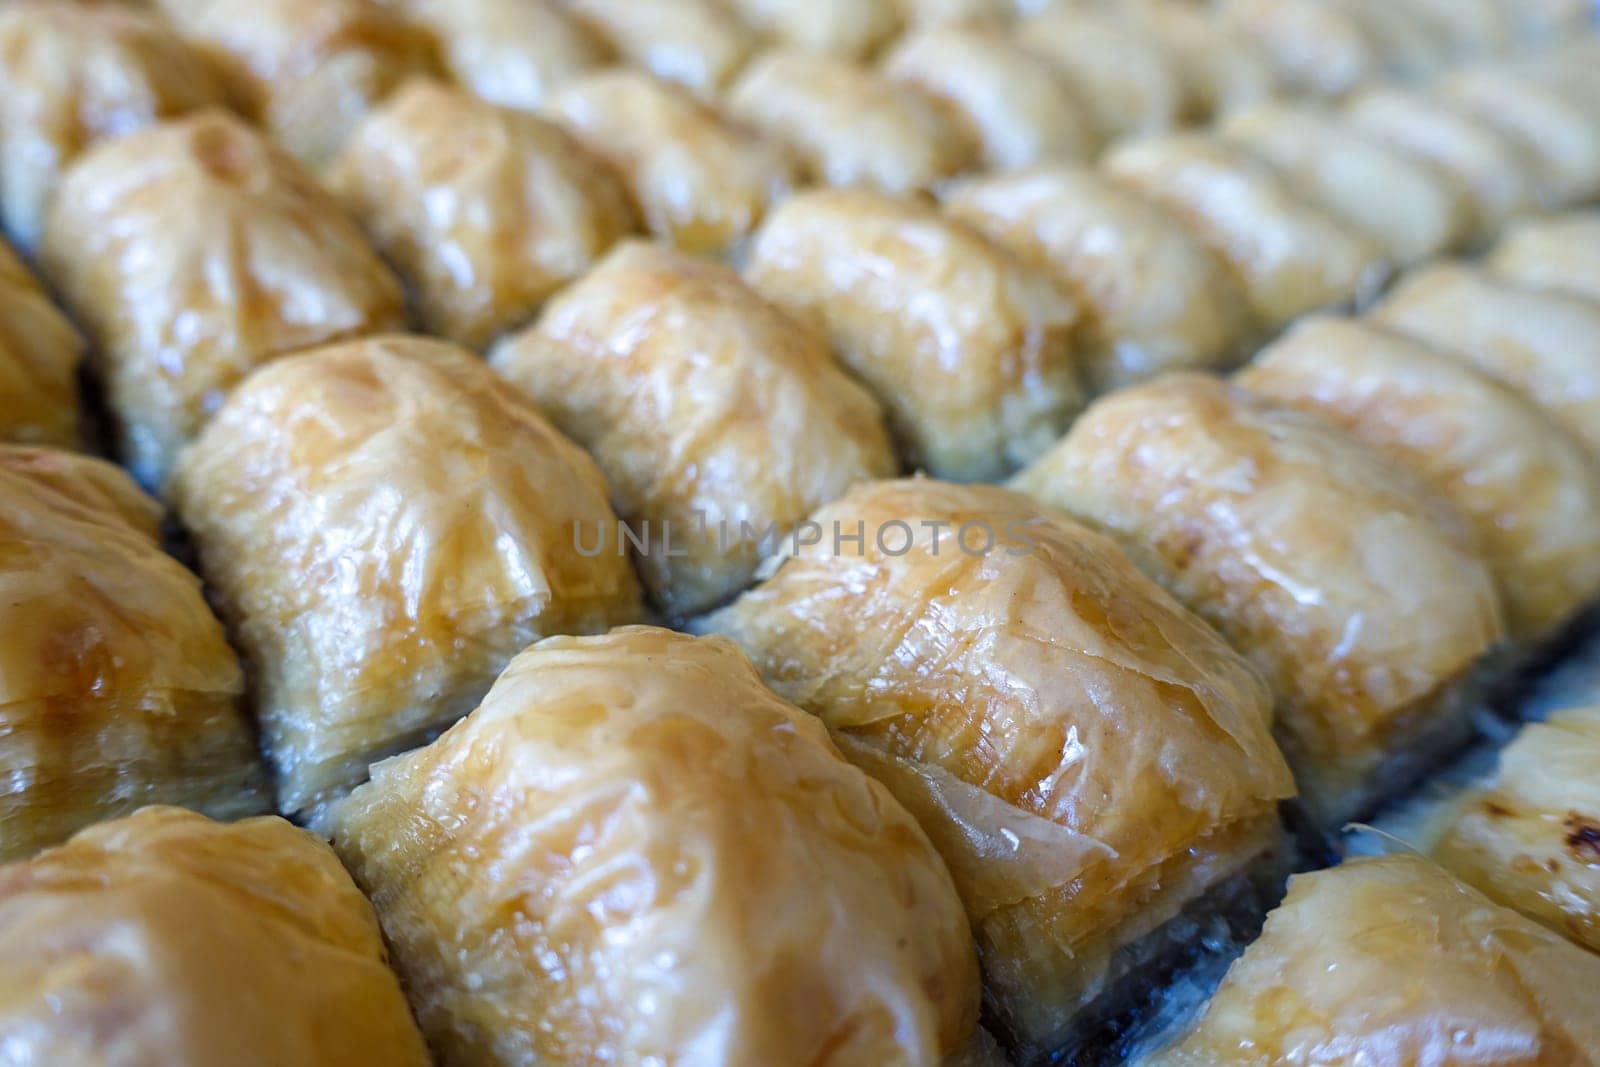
[491,242,895,617]
[0,1,227,252]
[40,111,406,490]
[0,448,266,862]
[744,188,1082,483]
[726,53,973,197]
[1103,135,1389,330]
[545,69,797,258]
[332,80,635,349]
[700,479,1295,1057]
[1146,854,1600,1064]
[169,336,643,817]
[0,806,429,1066]
[150,0,436,165]
[566,0,755,97]
[1428,708,1600,955]
[0,237,82,449]
[328,626,981,1066]
[1241,316,1600,648]
[943,165,1252,395]
[1014,375,1504,825]
[1488,212,1600,305]
[1371,263,1600,463]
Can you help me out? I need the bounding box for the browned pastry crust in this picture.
[0,238,82,449]
[170,335,643,816]
[330,626,981,1066]
[0,448,266,861]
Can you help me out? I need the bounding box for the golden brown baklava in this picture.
[1242,316,1600,647]
[330,626,982,1066]
[40,111,406,488]
[1014,374,1504,823]
[0,237,82,449]
[332,80,635,348]
[943,165,1253,394]
[1148,854,1600,1064]
[491,242,895,617]
[700,478,1295,1058]
[547,69,798,257]
[0,806,429,1065]
[170,336,643,816]
[744,188,1082,482]
[0,448,265,861]
[1013,9,1182,144]
[1487,212,1600,303]
[0,0,227,250]
[724,0,901,59]
[566,0,756,97]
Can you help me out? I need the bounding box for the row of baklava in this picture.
[4,207,1599,1064]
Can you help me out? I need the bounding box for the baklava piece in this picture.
[1221,104,1472,266]
[169,336,643,817]
[1014,10,1182,144]
[883,26,1095,172]
[701,479,1295,1059]
[547,69,796,257]
[1127,2,1280,125]
[724,0,901,59]
[726,53,972,196]
[944,166,1252,394]
[744,188,1082,482]
[1488,212,1600,303]
[1242,316,1600,647]
[151,0,436,165]
[1014,375,1504,824]
[1148,854,1600,1064]
[0,806,429,1066]
[1433,67,1600,207]
[329,626,981,1066]
[1371,264,1600,462]
[1104,135,1389,329]
[492,242,895,617]
[1219,0,1383,97]
[566,0,755,97]
[1428,707,1600,955]
[0,238,82,448]
[0,448,265,861]
[1343,86,1542,243]
[383,0,605,112]
[332,81,634,349]
[39,111,406,489]
[0,1,227,251]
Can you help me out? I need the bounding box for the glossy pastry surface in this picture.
[1241,316,1600,646]
[1014,374,1504,822]
[548,69,796,256]
[152,0,436,164]
[566,0,755,96]
[1372,263,1600,463]
[1487,212,1600,303]
[493,242,894,617]
[1014,10,1182,143]
[169,335,643,816]
[333,80,634,348]
[1222,103,1471,266]
[702,478,1294,1054]
[1430,707,1600,955]
[883,26,1094,172]
[384,0,605,112]
[0,806,429,1066]
[727,53,972,196]
[0,238,82,448]
[330,626,981,1066]
[40,111,406,489]
[1104,135,1389,329]
[1150,854,1600,1064]
[744,188,1082,482]
[0,448,265,861]
[0,0,227,251]
[944,166,1250,394]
